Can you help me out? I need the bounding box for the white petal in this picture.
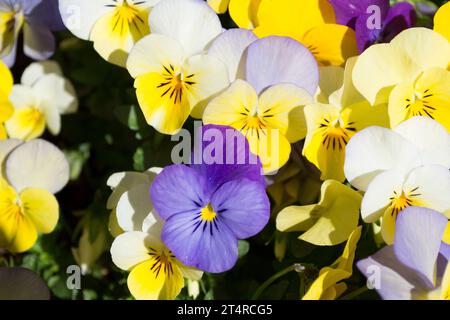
[0,139,23,166]
[344,126,421,191]
[149,0,223,56]
[5,139,69,193]
[21,61,62,86]
[116,183,154,232]
[404,165,450,214]
[33,74,78,114]
[58,0,112,40]
[42,102,61,135]
[9,85,37,110]
[361,169,407,222]
[394,117,450,169]
[207,28,257,81]
[110,231,151,271]
[126,34,186,78]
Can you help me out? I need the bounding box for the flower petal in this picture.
[434,2,450,42]
[110,231,153,271]
[22,22,55,61]
[20,188,59,234]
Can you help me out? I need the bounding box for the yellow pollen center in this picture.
[389,192,413,216]
[405,88,435,119]
[319,117,357,151]
[111,0,147,36]
[200,204,217,222]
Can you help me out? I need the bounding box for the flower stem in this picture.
[251,264,303,300]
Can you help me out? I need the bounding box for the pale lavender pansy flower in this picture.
[208,28,319,95]
[150,124,270,273]
[0,0,64,67]
[328,0,416,52]
[357,207,450,300]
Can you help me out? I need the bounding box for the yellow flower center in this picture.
[200,203,217,222]
[147,247,176,279]
[111,0,147,36]
[388,187,422,217]
[157,65,196,105]
[319,117,357,151]
[404,88,436,119]
[24,107,43,123]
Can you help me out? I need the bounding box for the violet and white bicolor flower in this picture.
[0,0,64,67]
[150,124,270,273]
[328,0,416,52]
[358,206,450,300]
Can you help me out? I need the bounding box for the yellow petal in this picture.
[276,204,317,232]
[90,4,150,67]
[5,107,46,141]
[208,0,230,14]
[441,263,450,300]
[316,66,345,104]
[389,68,450,130]
[229,0,261,29]
[300,180,362,246]
[301,24,358,67]
[0,184,38,253]
[0,61,13,98]
[443,222,450,244]
[333,226,362,272]
[434,2,450,42]
[381,208,397,245]
[258,83,312,143]
[302,267,350,300]
[254,0,335,41]
[19,188,59,234]
[0,99,13,123]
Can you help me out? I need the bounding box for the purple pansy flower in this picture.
[150,125,270,273]
[0,0,64,67]
[357,207,450,300]
[328,0,416,52]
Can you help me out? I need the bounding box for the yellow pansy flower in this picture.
[252,0,358,66]
[203,80,313,174]
[59,0,160,67]
[127,0,229,135]
[0,61,13,139]
[0,139,69,253]
[277,180,361,246]
[207,0,261,28]
[303,58,389,182]
[353,28,450,130]
[5,61,78,141]
[434,2,450,42]
[302,226,362,300]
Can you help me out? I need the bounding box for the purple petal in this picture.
[245,36,318,95]
[28,0,65,31]
[357,246,427,300]
[150,165,208,220]
[23,22,55,61]
[394,207,448,287]
[162,211,238,273]
[439,242,450,263]
[328,0,390,28]
[0,267,50,300]
[191,124,265,190]
[1,39,17,68]
[211,179,270,239]
[382,2,416,43]
[354,1,390,52]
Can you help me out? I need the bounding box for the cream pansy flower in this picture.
[59,0,160,67]
[5,61,78,141]
[345,117,450,244]
[108,167,203,300]
[352,28,450,130]
[127,0,229,135]
[0,139,70,253]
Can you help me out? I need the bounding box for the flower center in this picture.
[110,0,147,36]
[200,203,217,222]
[389,187,422,216]
[319,117,357,151]
[158,65,196,105]
[147,247,176,279]
[404,88,436,119]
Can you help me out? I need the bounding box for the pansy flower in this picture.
[303,57,389,182]
[127,0,229,135]
[109,168,203,300]
[0,139,69,253]
[358,207,450,300]
[0,0,64,67]
[329,0,416,52]
[434,2,450,42]
[150,125,270,273]
[205,31,319,173]
[0,61,13,139]
[5,61,78,141]
[251,0,358,66]
[277,180,361,246]
[345,117,450,244]
[352,27,450,130]
[302,226,362,300]
[59,0,159,67]
[208,0,261,29]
